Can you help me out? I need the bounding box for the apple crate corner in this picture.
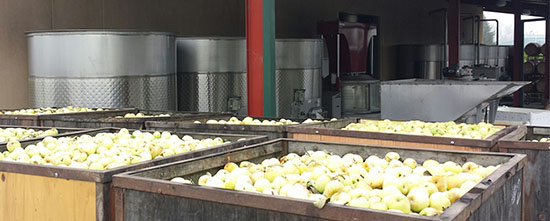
[498,125,550,221]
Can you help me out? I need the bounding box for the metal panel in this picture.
[30,75,175,110]
[381,79,528,122]
[178,72,247,115]
[275,39,322,117]
[460,44,476,67]
[27,30,176,110]
[176,38,246,73]
[487,46,498,66]
[341,80,380,115]
[274,69,321,117]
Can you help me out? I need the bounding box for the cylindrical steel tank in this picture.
[415,44,445,79]
[275,39,322,117]
[28,30,176,110]
[177,38,322,118]
[176,37,247,115]
[459,44,475,67]
[477,45,488,65]
[486,46,498,66]
[497,46,509,67]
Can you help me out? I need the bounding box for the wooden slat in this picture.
[294,133,484,152]
[0,172,96,221]
[290,133,321,141]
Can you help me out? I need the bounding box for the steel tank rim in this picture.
[26,29,176,36]
[276,38,323,69]
[176,37,244,41]
[176,37,246,73]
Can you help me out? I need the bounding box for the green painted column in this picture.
[262,0,276,117]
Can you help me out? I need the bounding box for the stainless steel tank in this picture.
[415,44,445,79]
[498,46,510,67]
[478,45,488,65]
[176,37,247,115]
[396,44,445,80]
[460,44,476,67]
[27,30,176,110]
[275,39,322,117]
[177,38,322,118]
[486,46,498,66]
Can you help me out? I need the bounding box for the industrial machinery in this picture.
[381,79,528,123]
[28,30,176,110]
[318,13,380,118]
[397,44,511,80]
[177,37,323,118]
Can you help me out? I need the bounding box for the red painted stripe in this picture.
[246,0,264,116]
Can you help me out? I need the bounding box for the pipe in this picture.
[476,16,481,65]
[336,34,340,78]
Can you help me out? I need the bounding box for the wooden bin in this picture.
[0,125,85,145]
[145,117,340,140]
[498,125,549,221]
[0,127,267,221]
[0,108,134,126]
[288,119,516,152]
[41,109,233,129]
[112,139,526,221]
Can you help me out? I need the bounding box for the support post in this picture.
[262,0,276,117]
[448,0,460,68]
[545,11,550,107]
[513,0,524,107]
[246,0,276,117]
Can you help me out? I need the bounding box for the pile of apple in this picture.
[529,138,550,142]
[0,106,104,115]
[0,129,232,170]
[171,151,499,216]
[0,128,58,142]
[117,113,171,118]
[196,117,336,126]
[343,119,502,139]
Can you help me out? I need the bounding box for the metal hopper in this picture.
[381,79,529,123]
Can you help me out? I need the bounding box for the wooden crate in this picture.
[498,125,549,221]
[41,109,233,129]
[146,117,342,140]
[0,108,135,126]
[0,128,267,221]
[288,119,516,152]
[113,139,526,221]
[0,125,84,145]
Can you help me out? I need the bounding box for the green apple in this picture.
[429,192,451,211]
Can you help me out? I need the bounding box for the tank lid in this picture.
[26,29,176,36]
